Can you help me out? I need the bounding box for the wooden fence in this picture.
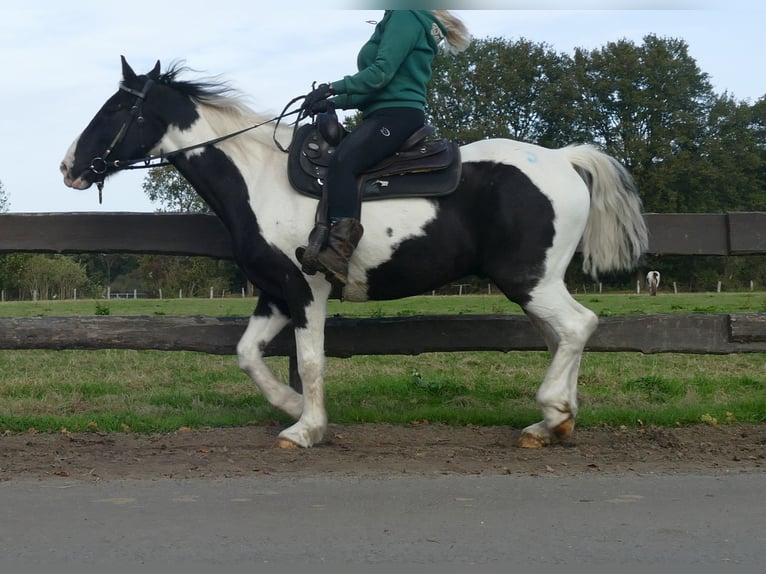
[1,212,765,358]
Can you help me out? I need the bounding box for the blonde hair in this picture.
[430,10,471,54]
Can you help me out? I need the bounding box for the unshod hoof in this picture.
[517,433,549,449]
[274,437,301,449]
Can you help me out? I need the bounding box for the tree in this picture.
[138,255,238,297]
[428,37,579,146]
[689,94,764,211]
[143,165,209,212]
[17,255,92,300]
[749,95,766,209]
[571,35,716,212]
[141,165,245,295]
[0,179,8,212]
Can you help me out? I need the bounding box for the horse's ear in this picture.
[149,60,161,80]
[121,55,137,82]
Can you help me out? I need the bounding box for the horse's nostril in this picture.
[59,161,68,175]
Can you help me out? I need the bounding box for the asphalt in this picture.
[1,472,765,569]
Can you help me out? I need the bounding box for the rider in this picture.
[298,10,470,285]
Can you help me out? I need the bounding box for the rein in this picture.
[88,78,304,203]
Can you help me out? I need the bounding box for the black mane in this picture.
[157,61,238,103]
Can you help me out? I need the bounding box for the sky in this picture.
[0,1,763,214]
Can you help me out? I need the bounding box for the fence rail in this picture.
[0,313,765,355]
[1,211,766,256]
[1,212,765,357]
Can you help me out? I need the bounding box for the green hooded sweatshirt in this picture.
[329,10,445,117]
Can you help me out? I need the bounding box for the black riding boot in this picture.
[315,218,364,285]
[296,222,330,275]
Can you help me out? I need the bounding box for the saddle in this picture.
[287,111,462,202]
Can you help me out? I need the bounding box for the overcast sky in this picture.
[0,1,763,213]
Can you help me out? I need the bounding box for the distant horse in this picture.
[647,270,661,296]
[60,57,648,449]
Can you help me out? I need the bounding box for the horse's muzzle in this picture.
[60,161,93,190]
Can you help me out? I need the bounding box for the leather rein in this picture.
[87,78,304,203]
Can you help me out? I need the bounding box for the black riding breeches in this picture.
[326,107,425,219]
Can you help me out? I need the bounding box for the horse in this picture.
[60,57,649,449]
[647,270,661,296]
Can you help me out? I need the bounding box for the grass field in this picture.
[1,292,764,433]
[2,290,765,318]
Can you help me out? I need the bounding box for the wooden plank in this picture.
[730,313,766,343]
[322,315,544,356]
[0,213,234,258]
[643,213,729,255]
[1,314,765,355]
[0,315,246,354]
[728,212,766,254]
[2,212,766,257]
[590,314,766,354]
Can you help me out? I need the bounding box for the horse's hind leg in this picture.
[237,297,303,420]
[519,282,598,448]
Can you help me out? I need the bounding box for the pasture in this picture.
[0,292,764,435]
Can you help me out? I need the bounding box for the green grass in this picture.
[2,290,765,318]
[0,293,764,433]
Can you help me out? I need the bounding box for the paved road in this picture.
[1,472,764,568]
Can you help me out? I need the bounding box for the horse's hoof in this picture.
[517,433,549,449]
[274,437,301,449]
[553,416,575,441]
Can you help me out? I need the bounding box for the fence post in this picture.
[717,281,722,293]
[210,287,214,300]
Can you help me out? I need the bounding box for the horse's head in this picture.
[60,56,167,190]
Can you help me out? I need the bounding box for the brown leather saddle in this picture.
[287,112,462,202]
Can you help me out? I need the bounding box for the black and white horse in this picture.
[646,270,661,296]
[61,58,648,449]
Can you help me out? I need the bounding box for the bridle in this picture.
[87,79,155,201]
[85,77,305,203]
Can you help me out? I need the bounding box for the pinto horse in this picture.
[647,270,661,296]
[60,58,648,449]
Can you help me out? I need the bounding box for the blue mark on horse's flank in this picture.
[526,152,538,163]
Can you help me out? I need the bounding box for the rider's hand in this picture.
[308,99,335,114]
[302,83,333,111]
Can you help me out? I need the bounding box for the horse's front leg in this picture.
[275,282,332,449]
[237,297,303,420]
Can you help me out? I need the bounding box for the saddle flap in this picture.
[365,139,453,179]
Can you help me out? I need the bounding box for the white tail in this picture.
[564,144,649,278]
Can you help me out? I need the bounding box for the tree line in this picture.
[1,34,765,298]
[428,35,764,214]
